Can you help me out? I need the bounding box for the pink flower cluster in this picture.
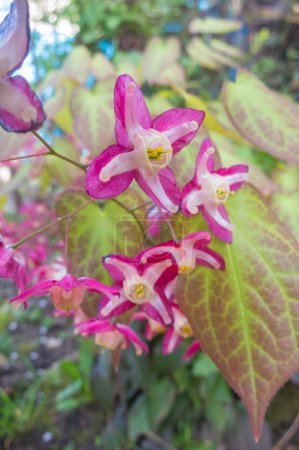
[10,232,224,358]
[0,0,250,363]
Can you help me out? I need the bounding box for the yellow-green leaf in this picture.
[222,70,299,164]
[174,185,299,441]
[189,17,242,34]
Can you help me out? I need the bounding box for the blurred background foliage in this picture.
[1,0,299,449]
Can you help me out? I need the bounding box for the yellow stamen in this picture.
[179,265,193,274]
[179,323,193,338]
[133,283,145,299]
[216,187,229,200]
[147,146,172,161]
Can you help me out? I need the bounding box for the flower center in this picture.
[179,323,193,338]
[146,146,173,162]
[179,265,193,274]
[124,281,153,305]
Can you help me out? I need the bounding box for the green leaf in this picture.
[189,17,242,34]
[148,377,176,429]
[45,138,81,186]
[174,185,299,441]
[128,394,150,440]
[192,353,219,377]
[141,36,185,86]
[187,38,240,71]
[70,87,115,157]
[222,70,299,164]
[56,189,144,315]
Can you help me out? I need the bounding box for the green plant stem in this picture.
[11,199,94,249]
[32,131,87,171]
[110,198,146,238]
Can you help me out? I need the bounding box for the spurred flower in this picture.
[0,237,26,291]
[140,232,224,274]
[0,0,46,132]
[85,74,205,213]
[10,273,118,312]
[99,254,178,325]
[76,317,148,355]
[182,138,248,242]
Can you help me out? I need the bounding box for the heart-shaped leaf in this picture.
[222,70,299,164]
[173,185,299,441]
[70,87,115,156]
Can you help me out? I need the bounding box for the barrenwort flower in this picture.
[10,273,118,312]
[85,74,205,212]
[0,0,46,132]
[182,138,248,242]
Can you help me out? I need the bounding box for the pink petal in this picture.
[116,324,149,355]
[181,181,197,216]
[183,232,211,249]
[201,204,233,243]
[76,318,114,335]
[0,245,26,291]
[9,279,56,306]
[216,164,249,191]
[183,340,201,359]
[99,293,134,318]
[195,138,215,178]
[56,274,79,291]
[162,328,182,354]
[0,76,46,132]
[78,276,119,296]
[194,247,225,270]
[142,287,173,326]
[0,0,30,76]
[135,166,181,213]
[152,108,205,155]
[85,144,134,199]
[102,255,137,283]
[114,74,152,148]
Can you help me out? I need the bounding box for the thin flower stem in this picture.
[272,412,299,450]
[11,199,94,249]
[32,131,87,172]
[0,151,50,164]
[110,198,146,238]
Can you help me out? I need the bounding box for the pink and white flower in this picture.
[140,231,224,274]
[10,273,118,312]
[99,254,178,325]
[0,0,46,132]
[182,138,248,243]
[76,317,148,355]
[85,74,205,213]
[0,236,26,291]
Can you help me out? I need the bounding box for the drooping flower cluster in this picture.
[9,232,224,359]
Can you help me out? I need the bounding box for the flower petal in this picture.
[78,276,119,296]
[0,0,30,76]
[183,340,201,359]
[216,164,249,191]
[114,74,152,148]
[162,328,182,354]
[194,247,225,270]
[195,138,215,180]
[201,204,233,243]
[85,144,134,199]
[9,279,56,307]
[102,255,138,283]
[152,108,205,155]
[142,288,173,326]
[0,76,46,132]
[135,167,181,213]
[99,293,134,318]
[116,323,149,355]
